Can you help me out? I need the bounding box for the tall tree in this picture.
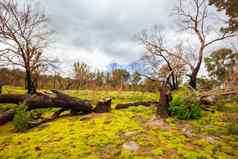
[0,0,54,94]
[131,71,141,86]
[209,0,238,32]
[205,48,238,84]
[73,62,91,89]
[137,26,186,90]
[111,69,130,90]
[174,0,237,89]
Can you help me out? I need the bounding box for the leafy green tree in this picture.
[143,79,161,92]
[205,48,238,83]
[95,71,105,88]
[209,0,238,32]
[112,69,130,90]
[131,72,141,85]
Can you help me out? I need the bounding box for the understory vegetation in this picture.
[0,86,237,159]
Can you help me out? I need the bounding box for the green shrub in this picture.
[13,103,31,132]
[169,94,202,120]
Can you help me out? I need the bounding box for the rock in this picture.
[206,136,216,144]
[201,95,216,105]
[122,141,140,151]
[182,128,193,138]
[80,114,94,121]
[123,131,138,137]
[204,125,214,129]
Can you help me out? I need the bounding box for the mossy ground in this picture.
[0,86,237,159]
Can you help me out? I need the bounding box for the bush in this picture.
[13,103,31,132]
[169,94,202,120]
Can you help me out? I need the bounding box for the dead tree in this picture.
[173,0,238,89]
[0,109,16,125]
[0,90,112,125]
[156,88,171,118]
[0,0,55,94]
[94,98,112,113]
[115,101,159,109]
[136,26,186,91]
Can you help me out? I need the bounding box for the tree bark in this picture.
[189,73,197,90]
[0,90,113,125]
[0,109,16,125]
[156,89,171,118]
[0,94,26,104]
[0,84,2,94]
[94,98,112,113]
[115,101,159,109]
[189,47,204,90]
[25,69,37,95]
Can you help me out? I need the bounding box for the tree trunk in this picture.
[115,101,159,109]
[94,98,112,113]
[189,47,204,90]
[156,89,171,118]
[0,84,2,94]
[189,72,197,90]
[0,109,16,125]
[25,69,36,94]
[0,90,112,125]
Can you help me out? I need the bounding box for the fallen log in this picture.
[0,91,93,113]
[28,108,68,128]
[115,101,159,109]
[0,94,26,104]
[0,90,112,125]
[0,109,16,125]
[25,91,93,113]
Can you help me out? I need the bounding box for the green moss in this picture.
[0,89,237,158]
[2,85,26,94]
[118,150,153,159]
[152,147,164,156]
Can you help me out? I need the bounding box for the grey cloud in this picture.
[41,0,177,67]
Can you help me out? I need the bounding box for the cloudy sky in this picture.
[41,0,178,72]
[39,0,233,77]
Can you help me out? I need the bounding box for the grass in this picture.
[0,86,237,158]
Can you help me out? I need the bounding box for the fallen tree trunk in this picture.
[28,108,68,128]
[0,109,16,125]
[115,101,159,109]
[0,84,2,94]
[25,91,93,113]
[0,94,26,104]
[0,90,112,125]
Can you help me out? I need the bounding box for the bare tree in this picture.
[0,0,54,94]
[137,26,186,90]
[174,0,238,89]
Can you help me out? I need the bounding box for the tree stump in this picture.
[156,88,171,118]
[94,98,112,113]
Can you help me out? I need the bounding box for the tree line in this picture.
[0,63,162,92]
